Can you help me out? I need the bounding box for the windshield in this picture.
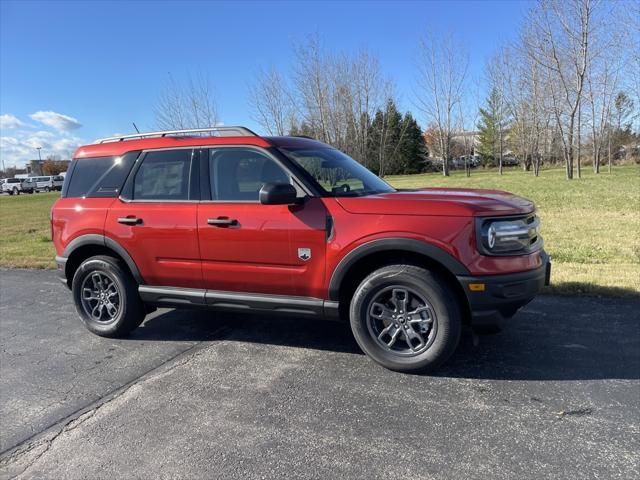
[280,147,395,197]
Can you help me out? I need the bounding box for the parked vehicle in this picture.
[1,178,23,195]
[502,155,520,167]
[31,175,64,192]
[52,127,550,372]
[20,178,35,194]
[452,155,480,169]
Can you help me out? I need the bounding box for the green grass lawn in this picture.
[386,164,640,298]
[1,165,638,297]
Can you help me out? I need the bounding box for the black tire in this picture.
[71,255,145,337]
[349,265,461,373]
[8,190,13,196]
[13,188,19,195]
[45,187,51,192]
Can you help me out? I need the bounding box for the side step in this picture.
[138,286,340,321]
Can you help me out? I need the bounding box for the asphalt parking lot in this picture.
[0,269,638,479]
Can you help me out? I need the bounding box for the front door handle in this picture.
[207,217,238,227]
[118,216,143,225]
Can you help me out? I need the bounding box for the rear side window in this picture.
[133,149,192,200]
[65,152,139,198]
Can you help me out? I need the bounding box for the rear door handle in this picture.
[207,217,238,227]
[117,217,143,225]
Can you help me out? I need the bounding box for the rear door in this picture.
[106,148,202,288]
[197,146,328,297]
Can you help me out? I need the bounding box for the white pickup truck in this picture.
[0,178,23,195]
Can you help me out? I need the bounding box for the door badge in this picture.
[298,248,311,261]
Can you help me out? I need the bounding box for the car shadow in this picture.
[131,296,640,381]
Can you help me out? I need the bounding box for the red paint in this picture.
[54,135,545,298]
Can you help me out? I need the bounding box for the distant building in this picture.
[26,159,71,176]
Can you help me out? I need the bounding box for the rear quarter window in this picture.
[64,152,139,198]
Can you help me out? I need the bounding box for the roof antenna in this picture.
[132,122,140,134]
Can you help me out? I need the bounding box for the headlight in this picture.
[477,214,542,255]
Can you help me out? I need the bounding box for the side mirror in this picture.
[259,182,299,205]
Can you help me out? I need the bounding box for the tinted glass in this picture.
[53,176,64,181]
[86,151,138,198]
[133,149,192,200]
[66,157,115,197]
[280,148,394,197]
[209,148,290,201]
[7,179,20,183]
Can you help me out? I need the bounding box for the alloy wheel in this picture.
[366,286,437,356]
[80,272,121,322]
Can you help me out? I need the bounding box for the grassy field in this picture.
[1,165,638,297]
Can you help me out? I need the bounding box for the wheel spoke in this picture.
[403,325,426,351]
[386,326,402,347]
[370,302,395,321]
[82,288,99,301]
[104,300,118,318]
[391,289,409,313]
[91,273,103,290]
[91,302,104,320]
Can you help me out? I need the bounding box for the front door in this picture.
[106,148,202,288]
[197,146,327,297]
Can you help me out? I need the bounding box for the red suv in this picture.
[52,127,550,372]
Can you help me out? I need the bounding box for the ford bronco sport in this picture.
[52,127,550,372]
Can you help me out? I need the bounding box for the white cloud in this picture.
[0,114,27,129]
[30,110,82,131]
[0,130,84,168]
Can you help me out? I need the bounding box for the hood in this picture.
[335,188,535,217]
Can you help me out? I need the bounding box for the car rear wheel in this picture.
[349,265,461,373]
[13,187,19,195]
[72,255,145,337]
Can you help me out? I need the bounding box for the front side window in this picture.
[280,147,395,197]
[209,148,290,201]
[133,149,192,200]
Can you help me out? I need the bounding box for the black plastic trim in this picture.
[328,238,471,301]
[457,251,550,327]
[61,234,145,284]
[138,286,341,321]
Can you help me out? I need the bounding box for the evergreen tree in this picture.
[477,87,509,169]
[396,112,426,174]
[367,100,402,176]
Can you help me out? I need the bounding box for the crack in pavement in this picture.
[0,326,229,478]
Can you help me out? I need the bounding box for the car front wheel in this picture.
[72,255,145,337]
[349,265,461,373]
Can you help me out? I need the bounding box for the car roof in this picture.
[73,128,331,159]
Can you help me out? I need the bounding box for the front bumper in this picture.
[457,251,551,328]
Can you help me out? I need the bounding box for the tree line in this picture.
[155,0,639,180]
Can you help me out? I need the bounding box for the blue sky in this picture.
[0,0,531,167]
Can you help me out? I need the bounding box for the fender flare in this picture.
[328,238,469,301]
[61,234,145,284]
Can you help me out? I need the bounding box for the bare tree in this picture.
[248,67,296,136]
[154,73,219,131]
[416,31,469,176]
[523,0,597,179]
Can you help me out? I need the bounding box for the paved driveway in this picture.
[1,269,638,479]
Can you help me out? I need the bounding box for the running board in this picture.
[138,285,340,321]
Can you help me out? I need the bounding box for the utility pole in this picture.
[36,147,42,161]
